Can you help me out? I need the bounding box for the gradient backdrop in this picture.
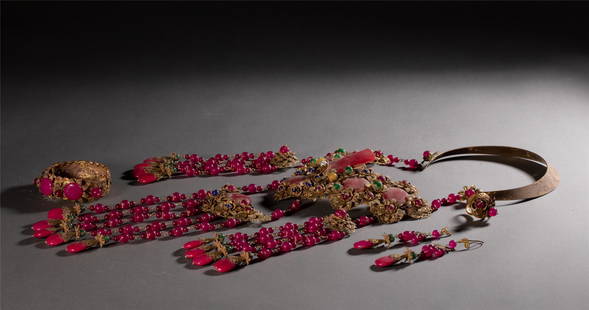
[2,2,589,310]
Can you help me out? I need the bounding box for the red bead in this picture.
[33,229,52,238]
[90,187,103,198]
[488,207,498,217]
[63,183,83,200]
[280,242,294,252]
[271,209,284,220]
[448,240,457,249]
[279,145,290,153]
[353,240,374,249]
[334,209,348,218]
[184,248,206,259]
[374,256,396,267]
[208,167,220,176]
[247,184,257,193]
[223,218,239,228]
[423,151,431,160]
[258,248,273,259]
[66,242,89,253]
[213,258,237,273]
[38,178,53,196]
[475,199,486,208]
[431,199,442,210]
[192,254,214,266]
[183,240,205,249]
[32,220,50,232]
[464,189,476,197]
[47,208,63,220]
[138,173,157,184]
[133,163,150,177]
[327,231,343,241]
[45,233,65,246]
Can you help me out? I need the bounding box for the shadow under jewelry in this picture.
[1,184,71,214]
[451,214,489,233]
[347,242,407,256]
[370,241,484,272]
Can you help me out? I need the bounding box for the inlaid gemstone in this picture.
[342,178,370,191]
[382,188,408,203]
[38,178,53,196]
[63,183,83,200]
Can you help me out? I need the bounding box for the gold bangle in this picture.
[35,160,111,202]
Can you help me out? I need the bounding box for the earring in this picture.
[373,238,483,268]
[353,227,451,249]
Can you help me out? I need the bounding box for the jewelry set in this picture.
[31,145,559,272]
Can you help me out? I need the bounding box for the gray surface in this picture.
[3,62,589,310]
[2,4,589,310]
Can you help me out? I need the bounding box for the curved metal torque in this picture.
[422,146,560,201]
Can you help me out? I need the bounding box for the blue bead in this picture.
[212,190,219,196]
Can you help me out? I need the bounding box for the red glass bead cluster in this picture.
[353,227,451,249]
[31,181,312,253]
[133,145,297,184]
[182,210,355,273]
[373,238,480,268]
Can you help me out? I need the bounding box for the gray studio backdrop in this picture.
[2,4,589,310]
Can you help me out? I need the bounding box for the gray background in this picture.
[2,3,589,310]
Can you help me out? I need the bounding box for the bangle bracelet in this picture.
[35,161,111,202]
[422,146,560,218]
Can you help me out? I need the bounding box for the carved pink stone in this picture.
[329,149,376,172]
[230,193,251,205]
[342,177,370,191]
[383,188,409,203]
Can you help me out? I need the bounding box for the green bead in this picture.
[334,183,342,190]
[310,158,317,164]
[336,148,345,153]
[345,166,353,174]
[373,180,383,189]
[334,153,341,159]
[410,252,417,259]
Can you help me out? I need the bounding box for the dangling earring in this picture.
[373,238,483,268]
[352,227,451,249]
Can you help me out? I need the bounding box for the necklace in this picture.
[31,146,558,272]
